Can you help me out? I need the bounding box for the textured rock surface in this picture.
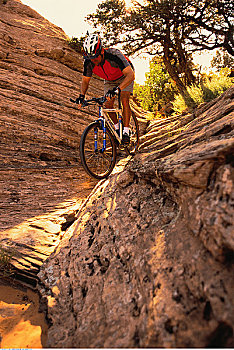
[1,0,233,347]
[0,0,102,285]
[39,88,234,347]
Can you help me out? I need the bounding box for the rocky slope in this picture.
[1,0,233,347]
[38,87,234,348]
[0,0,103,286]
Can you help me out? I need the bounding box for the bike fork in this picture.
[119,113,123,140]
[98,107,106,152]
[94,126,98,151]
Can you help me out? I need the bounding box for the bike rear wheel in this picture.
[127,110,140,154]
[80,121,117,179]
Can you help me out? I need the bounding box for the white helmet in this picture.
[83,34,102,59]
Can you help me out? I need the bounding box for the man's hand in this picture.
[106,87,120,100]
[75,94,85,107]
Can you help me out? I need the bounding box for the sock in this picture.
[123,127,129,135]
[114,123,119,130]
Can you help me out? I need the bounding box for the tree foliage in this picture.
[211,49,234,70]
[134,58,177,113]
[67,36,85,53]
[86,0,233,95]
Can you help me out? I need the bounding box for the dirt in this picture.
[0,281,47,348]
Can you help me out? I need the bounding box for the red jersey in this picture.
[83,48,134,81]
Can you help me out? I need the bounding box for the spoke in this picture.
[102,152,112,161]
[85,152,96,162]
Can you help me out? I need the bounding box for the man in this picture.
[76,33,135,144]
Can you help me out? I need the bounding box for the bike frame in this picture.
[96,105,123,152]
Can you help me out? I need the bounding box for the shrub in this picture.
[204,68,234,97]
[0,244,15,277]
[173,69,234,115]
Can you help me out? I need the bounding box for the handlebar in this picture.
[70,90,121,108]
[70,96,107,107]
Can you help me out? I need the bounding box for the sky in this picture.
[21,0,213,84]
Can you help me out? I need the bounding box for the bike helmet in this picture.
[83,34,102,59]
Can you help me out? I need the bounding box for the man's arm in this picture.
[118,66,135,91]
[106,65,135,100]
[76,76,91,108]
[81,75,91,95]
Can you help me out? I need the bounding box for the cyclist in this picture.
[76,33,135,144]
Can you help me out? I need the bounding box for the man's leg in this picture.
[121,91,132,144]
[121,91,131,128]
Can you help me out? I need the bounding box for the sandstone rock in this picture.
[38,88,234,347]
[1,0,233,347]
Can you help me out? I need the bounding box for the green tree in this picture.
[134,58,177,113]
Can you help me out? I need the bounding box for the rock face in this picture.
[0,0,102,286]
[38,87,234,347]
[1,0,233,347]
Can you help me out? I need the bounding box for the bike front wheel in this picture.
[80,121,117,180]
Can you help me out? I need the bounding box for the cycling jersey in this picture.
[83,48,134,81]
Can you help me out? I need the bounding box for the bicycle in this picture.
[70,92,139,179]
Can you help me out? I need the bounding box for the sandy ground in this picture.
[0,282,47,348]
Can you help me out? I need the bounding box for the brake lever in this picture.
[100,96,107,104]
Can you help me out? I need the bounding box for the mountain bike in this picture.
[70,93,139,180]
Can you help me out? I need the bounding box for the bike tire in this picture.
[127,110,140,154]
[80,121,117,180]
